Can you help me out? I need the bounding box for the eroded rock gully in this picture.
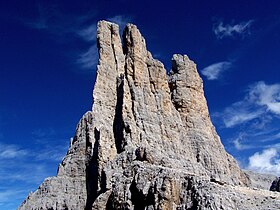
[19,21,280,210]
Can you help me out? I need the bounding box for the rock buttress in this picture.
[19,112,93,210]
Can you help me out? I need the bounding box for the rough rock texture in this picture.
[243,170,277,190]
[270,177,280,192]
[19,21,280,210]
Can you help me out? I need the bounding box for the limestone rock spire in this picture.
[18,20,280,210]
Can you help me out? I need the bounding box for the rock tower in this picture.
[19,21,280,210]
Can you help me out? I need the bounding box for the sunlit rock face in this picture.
[19,21,280,210]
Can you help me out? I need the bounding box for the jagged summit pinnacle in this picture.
[19,20,280,210]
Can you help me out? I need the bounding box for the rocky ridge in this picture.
[19,21,280,210]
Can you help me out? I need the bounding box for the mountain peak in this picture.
[19,20,280,210]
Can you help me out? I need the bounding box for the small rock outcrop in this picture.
[19,21,280,210]
[270,177,280,192]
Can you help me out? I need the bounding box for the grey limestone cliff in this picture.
[19,21,280,210]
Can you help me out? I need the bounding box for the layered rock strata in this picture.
[19,21,280,210]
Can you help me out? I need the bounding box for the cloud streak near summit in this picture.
[213,20,254,39]
[217,81,280,128]
[201,61,232,80]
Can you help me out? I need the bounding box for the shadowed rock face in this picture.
[270,177,280,192]
[19,21,280,210]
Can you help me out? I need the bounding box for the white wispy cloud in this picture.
[233,133,255,150]
[0,143,28,159]
[0,159,49,184]
[24,5,96,34]
[25,7,132,72]
[78,23,97,42]
[76,22,98,70]
[213,20,254,39]
[217,81,280,128]
[221,81,280,174]
[221,101,263,128]
[0,140,67,209]
[35,144,68,162]
[201,61,232,80]
[247,148,280,175]
[229,129,280,153]
[0,189,27,203]
[249,81,280,115]
[0,159,54,209]
[258,132,280,143]
[77,44,98,70]
[25,8,132,72]
[3,141,66,163]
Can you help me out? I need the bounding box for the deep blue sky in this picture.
[1,1,280,209]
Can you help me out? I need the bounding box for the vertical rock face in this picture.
[19,21,280,210]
